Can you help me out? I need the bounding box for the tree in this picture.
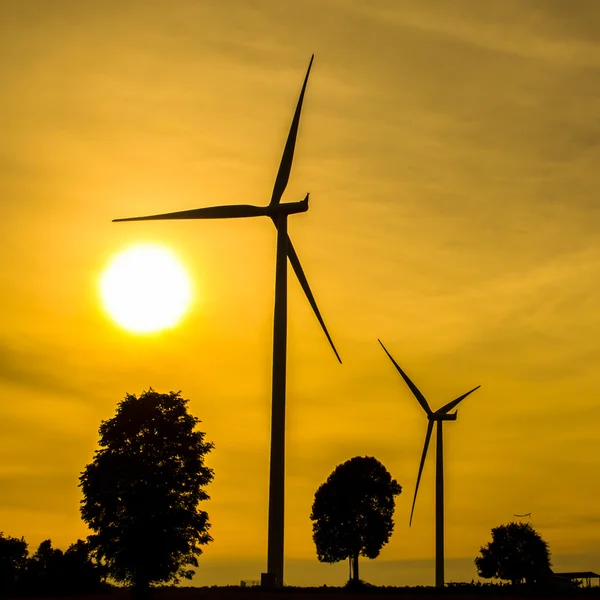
[26,539,65,594]
[0,532,28,596]
[79,389,214,594]
[310,456,402,584]
[475,521,552,585]
[62,539,107,594]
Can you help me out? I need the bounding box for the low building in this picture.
[552,571,600,587]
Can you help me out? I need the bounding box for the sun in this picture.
[100,244,192,333]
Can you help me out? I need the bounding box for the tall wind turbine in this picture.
[113,56,341,587]
[378,340,479,587]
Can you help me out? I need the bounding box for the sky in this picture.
[1,0,600,587]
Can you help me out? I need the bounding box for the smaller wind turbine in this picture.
[378,339,480,587]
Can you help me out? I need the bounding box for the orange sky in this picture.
[1,0,600,587]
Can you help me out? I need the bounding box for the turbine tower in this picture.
[378,340,479,587]
[113,56,341,587]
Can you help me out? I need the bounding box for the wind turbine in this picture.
[113,55,341,587]
[378,340,479,587]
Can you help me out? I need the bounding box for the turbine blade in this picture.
[286,234,341,363]
[269,55,314,206]
[377,340,433,415]
[410,420,434,526]
[113,204,267,222]
[437,385,481,415]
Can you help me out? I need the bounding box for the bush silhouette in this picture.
[0,532,28,596]
[475,521,552,585]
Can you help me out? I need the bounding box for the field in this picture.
[14,584,599,600]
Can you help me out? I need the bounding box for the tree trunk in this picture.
[132,577,151,600]
[352,552,359,583]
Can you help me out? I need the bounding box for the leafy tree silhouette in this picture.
[0,535,105,597]
[79,389,214,596]
[0,532,28,596]
[475,521,552,585]
[62,539,107,594]
[310,456,402,585]
[26,539,65,594]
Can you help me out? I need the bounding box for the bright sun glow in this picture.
[100,244,192,333]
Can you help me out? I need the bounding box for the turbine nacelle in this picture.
[267,195,309,218]
[429,411,457,421]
